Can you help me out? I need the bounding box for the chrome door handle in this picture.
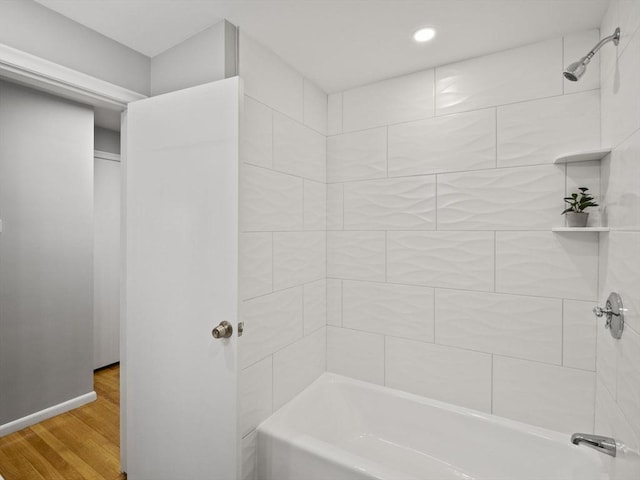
[212,321,233,339]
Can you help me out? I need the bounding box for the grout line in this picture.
[561,299,565,366]
[490,354,494,413]
[340,280,343,327]
[324,89,600,136]
[434,175,438,230]
[493,231,497,292]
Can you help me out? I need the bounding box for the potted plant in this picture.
[562,187,599,227]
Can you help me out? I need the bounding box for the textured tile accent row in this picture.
[435,290,562,364]
[240,164,303,232]
[385,337,493,413]
[327,127,387,183]
[387,231,494,291]
[342,70,435,132]
[437,165,565,230]
[343,176,436,230]
[342,281,434,341]
[497,91,601,167]
[273,112,326,182]
[239,232,272,300]
[492,356,596,434]
[495,231,599,301]
[327,231,386,281]
[273,328,326,409]
[435,38,562,115]
[240,287,303,369]
[273,231,326,290]
[388,108,496,176]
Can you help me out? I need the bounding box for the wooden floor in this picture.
[0,364,125,480]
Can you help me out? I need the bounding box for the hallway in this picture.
[0,365,124,480]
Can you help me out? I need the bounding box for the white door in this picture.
[94,154,121,369]
[124,78,239,480]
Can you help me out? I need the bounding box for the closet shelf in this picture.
[553,148,612,164]
[552,227,610,232]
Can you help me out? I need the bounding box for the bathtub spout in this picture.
[571,433,617,457]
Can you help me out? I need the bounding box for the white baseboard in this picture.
[0,391,97,437]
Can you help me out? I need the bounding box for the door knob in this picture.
[212,321,233,339]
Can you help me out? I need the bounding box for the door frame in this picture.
[0,42,147,472]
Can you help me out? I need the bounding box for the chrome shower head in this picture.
[563,27,620,82]
[563,57,589,82]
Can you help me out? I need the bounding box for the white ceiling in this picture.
[35,0,609,93]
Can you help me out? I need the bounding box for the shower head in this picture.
[563,57,590,82]
[563,27,620,82]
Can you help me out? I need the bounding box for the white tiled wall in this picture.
[326,30,602,435]
[595,0,640,452]
[238,32,327,479]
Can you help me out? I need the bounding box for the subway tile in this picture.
[343,177,436,230]
[595,376,639,452]
[239,357,272,437]
[239,32,303,122]
[327,183,344,230]
[599,232,640,333]
[342,70,434,132]
[241,431,257,480]
[563,30,601,94]
[388,108,496,176]
[239,232,272,300]
[387,231,494,291]
[617,325,640,440]
[327,92,343,135]
[601,130,640,230]
[563,300,597,371]
[273,328,326,409]
[326,279,342,327]
[240,288,303,368]
[435,38,562,115]
[303,78,328,135]
[327,127,387,183]
[327,327,384,384]
[304,180,327,231]
[496,231,598,300]
[273,232,326,290]
[385,337,492,412]
[437,165,564,230]
[240,164,303,232]
[342,281,434,342]
[241,96,272,168]
[435,290,562,364]
[493,356,596,434]
[601,30,640,148]
[304,279,326,335]
[327,231,386,281]
[497,91,600,167]
[273,112,326,182]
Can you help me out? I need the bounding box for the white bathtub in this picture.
[257,373,640,480]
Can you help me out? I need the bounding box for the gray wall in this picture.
[150,20,237,96]
[95,127,121,154]
[0,81,94,424]
[0,0,150,95]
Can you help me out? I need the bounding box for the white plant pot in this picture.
[566,212,589,227]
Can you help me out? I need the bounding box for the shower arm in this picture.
[581,27,620,64]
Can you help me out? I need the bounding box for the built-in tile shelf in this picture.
[552,227,610,232]
[553,148,612,164]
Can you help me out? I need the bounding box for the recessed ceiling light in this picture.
[413,27,436,43]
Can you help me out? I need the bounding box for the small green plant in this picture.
[562,187,599,215]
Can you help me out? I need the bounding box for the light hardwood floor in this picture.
[0,364,125,480]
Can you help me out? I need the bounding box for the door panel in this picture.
[125,78,239,480]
